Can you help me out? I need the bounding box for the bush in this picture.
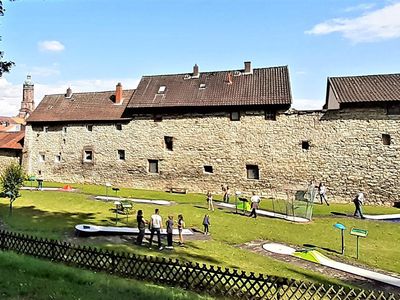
[0,163,25,212]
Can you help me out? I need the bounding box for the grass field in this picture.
[0,251,212,300]
[1,181,400,290]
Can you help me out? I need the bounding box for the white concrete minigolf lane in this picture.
[75,224,193,235]
[262,242,400,288]
[95,196,171,206]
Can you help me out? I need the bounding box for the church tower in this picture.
[18,75,35,119]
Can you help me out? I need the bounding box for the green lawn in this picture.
[0,251,212,300]
[1,182,400,289]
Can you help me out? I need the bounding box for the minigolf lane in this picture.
[263,243,400,288]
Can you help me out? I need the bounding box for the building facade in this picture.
[23,64,400,204]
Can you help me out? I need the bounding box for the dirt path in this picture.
[238,240,400,294]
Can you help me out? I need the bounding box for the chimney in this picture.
[226,72,233,85]
[244,61,252,74]
[115,82,123,104]
[65,87,72,98]
[192,64,199,78]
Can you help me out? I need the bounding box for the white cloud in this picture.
[292,98,324,110]
[0,77,140,117]
[30,66,61,77]
[306,2,400,43]
[38,40,65,52]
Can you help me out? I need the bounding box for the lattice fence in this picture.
[0,230,398,299]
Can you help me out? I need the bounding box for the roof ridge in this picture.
[43,89,136,98]
[142,65,288,78]
[329,73,400,80]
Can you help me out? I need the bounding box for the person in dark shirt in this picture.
[203,214,210,235]
[136,210,147,245]
[166,215,174,249]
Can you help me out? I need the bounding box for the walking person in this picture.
[353,192,366,219]
[177,214,185,246]
[203,214,211,235]
[207,191,214,211]
[249,191,261,218]
[149,208,163,250]
[166,215,174,249]
[136,210,147,245]
[318,182,329,206]
[223,186,231,203]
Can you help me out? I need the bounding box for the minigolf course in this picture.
[216,202,309,223]
[263,243,400,288]
[75,224,193,236]
[95,196,171,206]
[364,214,400,221]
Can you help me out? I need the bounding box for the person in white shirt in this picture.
[249,192,261,218]
[149,208,163,250]
[353,192,365,219]
[318,182,329,206]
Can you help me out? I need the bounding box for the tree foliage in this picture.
[1,163,25,213]
[0,0,16,77]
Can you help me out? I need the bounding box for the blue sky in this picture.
[1,0,400,116]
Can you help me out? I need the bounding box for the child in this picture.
[207,191,214,211]
[177,214,185,246]
[166,215,174,249]
[203,214,210,235]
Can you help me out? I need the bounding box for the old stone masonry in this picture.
[21,62,400,205]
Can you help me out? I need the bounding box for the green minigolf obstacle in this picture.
[236,200,251,212]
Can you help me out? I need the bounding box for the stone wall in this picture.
[23,108,400,205]
[0,150,21,174]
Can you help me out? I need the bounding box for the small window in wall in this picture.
[302,141,310,150]
[43,126,49,133]
[246,165,259,180]
[204,165,213,174]
[86,124,93,132]
[148,159,159,173]
[116,124,122,131]
[164,136,173,151]
[39,153,46,162]
[158,86,166,94]
[382,134,391,145]
[230,111,240,121]
[83,150,93,162]
[154,114,163,122]
[387,103,400,115]
[55,154,61,163]
[63,138,66,144]
[265,110,276,121]
[118,149,126,160]
[62,126,67,134]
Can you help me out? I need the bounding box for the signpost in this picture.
[334,223,346,255]
[350,228,368,259]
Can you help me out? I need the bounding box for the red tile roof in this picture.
[329,74,400,104]
[27,89,134,123]
[0,131,24,150]
[128,66,291,109]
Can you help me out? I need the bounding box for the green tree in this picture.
[1,163,25,214]
[0,0,16,77]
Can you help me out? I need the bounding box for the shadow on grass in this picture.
[331,211,349,217]
[0,203,106,238]
[303,243,341,255]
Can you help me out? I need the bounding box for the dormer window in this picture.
[199,83,206,89]
[158,86,166,94]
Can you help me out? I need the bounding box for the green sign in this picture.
[350,228,368,237]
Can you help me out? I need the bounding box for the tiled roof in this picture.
[27,90,134,123]
[0,131,24,150]
[128,66,291,109]
[0,116,25,132]
[329,74,400,104]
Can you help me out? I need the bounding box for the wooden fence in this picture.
[0,230,398,299]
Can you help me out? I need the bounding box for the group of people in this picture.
[136,209,185,251]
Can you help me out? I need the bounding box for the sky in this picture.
[1,0,400,116]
